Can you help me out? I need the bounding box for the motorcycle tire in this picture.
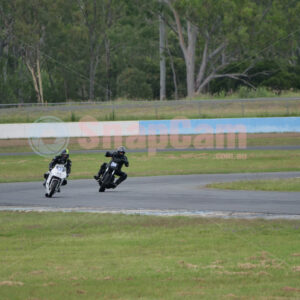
[49,179,59,197]
[102,172,111,185]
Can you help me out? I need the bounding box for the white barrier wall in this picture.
[1,117,300,139]
[0,121,140,139]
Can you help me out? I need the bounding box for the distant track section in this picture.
[1,145,300,157]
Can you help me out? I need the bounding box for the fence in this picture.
[0,98,300,122]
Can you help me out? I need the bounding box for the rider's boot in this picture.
[43,172,49,187]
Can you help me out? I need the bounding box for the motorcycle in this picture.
[98,161,119,192]
[45,164,67,197]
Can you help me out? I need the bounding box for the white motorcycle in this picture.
[45,164,67,198]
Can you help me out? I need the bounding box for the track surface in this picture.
[0,172,300,216]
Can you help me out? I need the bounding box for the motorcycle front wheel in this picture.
[99,172,112,192]
[49,179,59,197]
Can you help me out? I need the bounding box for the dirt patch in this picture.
[29,270,44,275]
[291,253,300,257]
[0,281,24,286]
[255,271,270,276]
[217,271,251,276]
[238,263,259,270]
[202,265,224,269]
[163,155,178,159]
[292,266,300,272]
[72,283,80,287]
[248,251,269,261]
[42,282,55,287]
[282,286,300,292]
[178,261,198,269]
[212,260,224,265]
[103,276,114,281]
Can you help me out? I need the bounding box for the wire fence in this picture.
[0,98,300,122]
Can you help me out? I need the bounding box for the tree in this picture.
[11,0,51,103]
[77,0,126,101]
[162,0,297,97]
[159,1,166,100]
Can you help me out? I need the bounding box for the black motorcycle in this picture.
[98,161,119,192]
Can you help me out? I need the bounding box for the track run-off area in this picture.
[0,172,300,219]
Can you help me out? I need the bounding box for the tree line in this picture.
[1,0,300,104]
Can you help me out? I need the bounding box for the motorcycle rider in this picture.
[94,146,129,188]
[43,149,72,190]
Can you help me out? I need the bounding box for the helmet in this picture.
[61,149,69,159]
[117,146,126,155]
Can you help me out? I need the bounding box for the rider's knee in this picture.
[100,163,107,172]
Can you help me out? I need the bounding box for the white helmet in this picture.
[117,146,126,155]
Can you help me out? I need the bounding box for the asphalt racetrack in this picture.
[0,172,300,218]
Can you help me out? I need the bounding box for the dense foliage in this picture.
[0,0,300,103]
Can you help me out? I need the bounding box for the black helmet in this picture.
[117,146,126,155]
[61,149,69,159]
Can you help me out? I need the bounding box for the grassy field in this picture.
[0,212,300,299]
[0,97,300,123]
[0,150,300,183]
[0,133,299,154]
[206,178,300,192]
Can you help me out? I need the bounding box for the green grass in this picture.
[0,133,299,154]
[193,87,300,100]
[206,178,300,192]
[0,150,300,183]
[0,95,300,123]
[0,212,300,299]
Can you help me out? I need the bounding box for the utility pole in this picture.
[159,3,166,101]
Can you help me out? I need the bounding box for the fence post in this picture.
[285,100,289,115]
[154,103,158,119]
[241,101,245,117]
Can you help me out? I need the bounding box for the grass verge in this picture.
[0,212,300,299]
[0,97,299,123]
[206,178,300,192]
[0,133,300,154]
[0,150,300,183]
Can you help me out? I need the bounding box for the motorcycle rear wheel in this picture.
[99,186,105,192]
